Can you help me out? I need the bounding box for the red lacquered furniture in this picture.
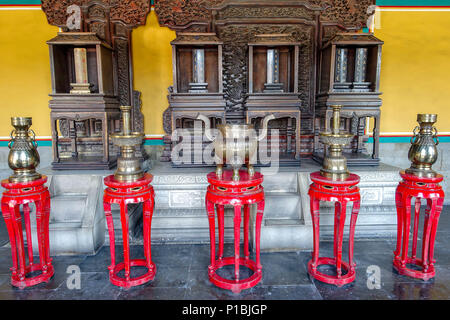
[308,172,361,287]
[394,171,445,281]
[205,170,265,293]
[1,177,54,289]
[103,173,156,288]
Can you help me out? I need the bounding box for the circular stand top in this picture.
[400,171,443,183]
[1,176,48,189]
[104,173,153,188]
[310,171,360,186]
[207,170,263,188]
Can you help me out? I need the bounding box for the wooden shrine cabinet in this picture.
[47,32,121,170]
[247,34,302,165]
[314,33,384,166]
[155,0,379,167]
[162,33,226,166]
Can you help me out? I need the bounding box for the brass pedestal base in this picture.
[8,170,42,184]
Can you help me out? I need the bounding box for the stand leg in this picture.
[206,199,216,270]
[2,203,18,277]
[34,200,47,272]
[401,195,412,267]
[349,199,360,271]
[103,202,116,274]
[12,205,26,280]
[429,197,444,266]
[244,204,250,259]
[23,203,33,266]
[44,194,52,267]
[217,205,225,260]
[394,187,404,258]
[310,197,321,269]
[143,198,154,270]
[411,198,421,260]
[333,202,340,260]
[119,202,130,281]
[233,205,242,281]
[255,200,265,270]
[422,199,436,272]
[336,201,347,278]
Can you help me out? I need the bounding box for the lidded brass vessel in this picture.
[405,114,439,178]
[111,106,145,182]
[319,106,355,180]
[8,117,42,183]
[197,113,275,181]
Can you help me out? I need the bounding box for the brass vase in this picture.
[405,114,439,178]
[319,106,354,181]
[111,106,145,182]
[8,117,42,183]
[197,113,275,181]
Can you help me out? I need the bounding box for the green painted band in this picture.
[1,137,449,147]
[368,136,450,143]
[0,139,165,147]
[0,1,41,4]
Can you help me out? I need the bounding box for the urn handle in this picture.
[29,129,38,148]
[7,129,16,149]
[410,126,420,145]
[433,127,439,146]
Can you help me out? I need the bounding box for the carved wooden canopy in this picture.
[41,0,151,132]
[41,0,150,31]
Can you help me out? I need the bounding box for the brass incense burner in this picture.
[197,114,275,181]
[406,114,439,178]
[111,106,145,182]
[8,117,42,183]
[319,106,354,180]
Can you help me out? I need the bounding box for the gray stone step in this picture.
[30,175,105,256]
[263,192,302,220]
[50,195,87,223]
[260,224,313,252]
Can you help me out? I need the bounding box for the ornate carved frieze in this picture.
[155,0,374,31]
[41,0,149,30]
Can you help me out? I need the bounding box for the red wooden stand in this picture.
[394,171,445,281]
[308,172,361,287]
[103,173,156,288]
[205,170,265,293]
[1,177,54,289]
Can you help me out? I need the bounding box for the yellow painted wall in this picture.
[132,11,175,135]
[0,9,57,136]
[0,8,449,137]
[375,10,450,133]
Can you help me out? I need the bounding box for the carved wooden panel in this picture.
[155,0,374,31]
[219,24,315,116]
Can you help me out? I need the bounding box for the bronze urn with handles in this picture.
[406,114,439,178]
[196,114,275,181]
[8,117,42,183]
